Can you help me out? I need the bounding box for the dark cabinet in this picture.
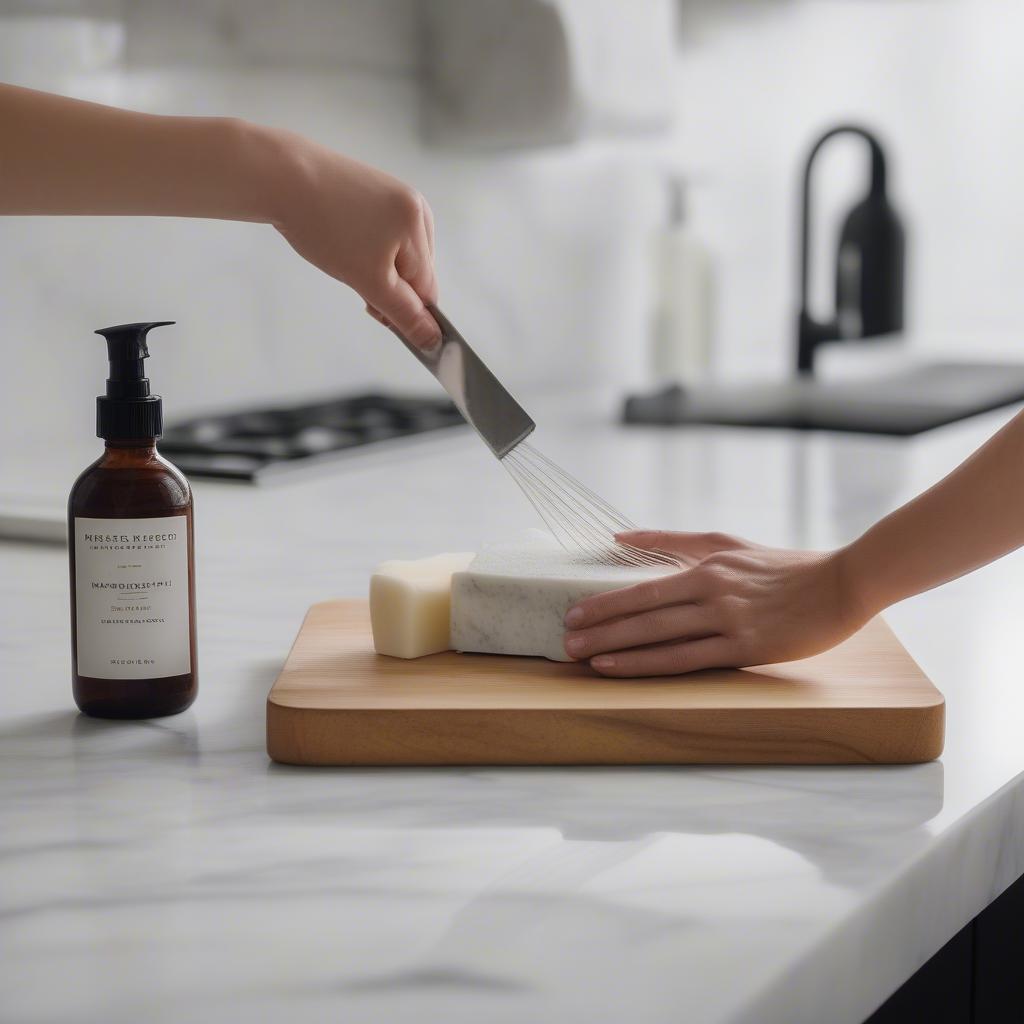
[866,873,1024,1023]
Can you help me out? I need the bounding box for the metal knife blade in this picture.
[390,305,535,459]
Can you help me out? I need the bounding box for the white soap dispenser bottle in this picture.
[650,176,714,385]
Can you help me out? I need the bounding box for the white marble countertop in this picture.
[3,393,1024,1024]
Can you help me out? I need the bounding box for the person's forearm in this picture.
[0,83,281,223]
[0,83,441,346]
[842,407,1024,615]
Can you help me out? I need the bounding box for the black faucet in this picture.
[797,125,905,375]
[624,123,1024,435]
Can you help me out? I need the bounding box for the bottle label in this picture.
[74,515,191,680]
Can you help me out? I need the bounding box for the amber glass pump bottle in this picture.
[69,322,197,718]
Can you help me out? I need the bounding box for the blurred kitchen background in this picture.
[2,0,1024,472]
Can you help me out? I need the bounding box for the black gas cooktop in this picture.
[161,392,466,481]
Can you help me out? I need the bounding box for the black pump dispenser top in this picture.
[94,321,174,441]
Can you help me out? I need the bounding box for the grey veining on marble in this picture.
[451,532,672,661]
[3,393,1024,1024]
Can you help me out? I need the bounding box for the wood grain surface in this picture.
[266,600,945,766]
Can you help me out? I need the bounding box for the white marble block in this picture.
[450,533,675,662]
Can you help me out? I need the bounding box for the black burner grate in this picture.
[160,392,465,481]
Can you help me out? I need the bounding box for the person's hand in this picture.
[266,129,440,347]
[562,530,870,677]
[0,88,441,347]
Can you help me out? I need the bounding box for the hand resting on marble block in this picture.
[563,532,859,677]
[565,406,1024,676]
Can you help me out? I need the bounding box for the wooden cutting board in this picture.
[266,600,944,766]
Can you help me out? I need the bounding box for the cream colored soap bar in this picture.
[369,552,475,659]
[451,533,675,662]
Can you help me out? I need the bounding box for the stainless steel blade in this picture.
[391,305,536,459]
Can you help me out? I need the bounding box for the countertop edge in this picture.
[731,767,1024,1024]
